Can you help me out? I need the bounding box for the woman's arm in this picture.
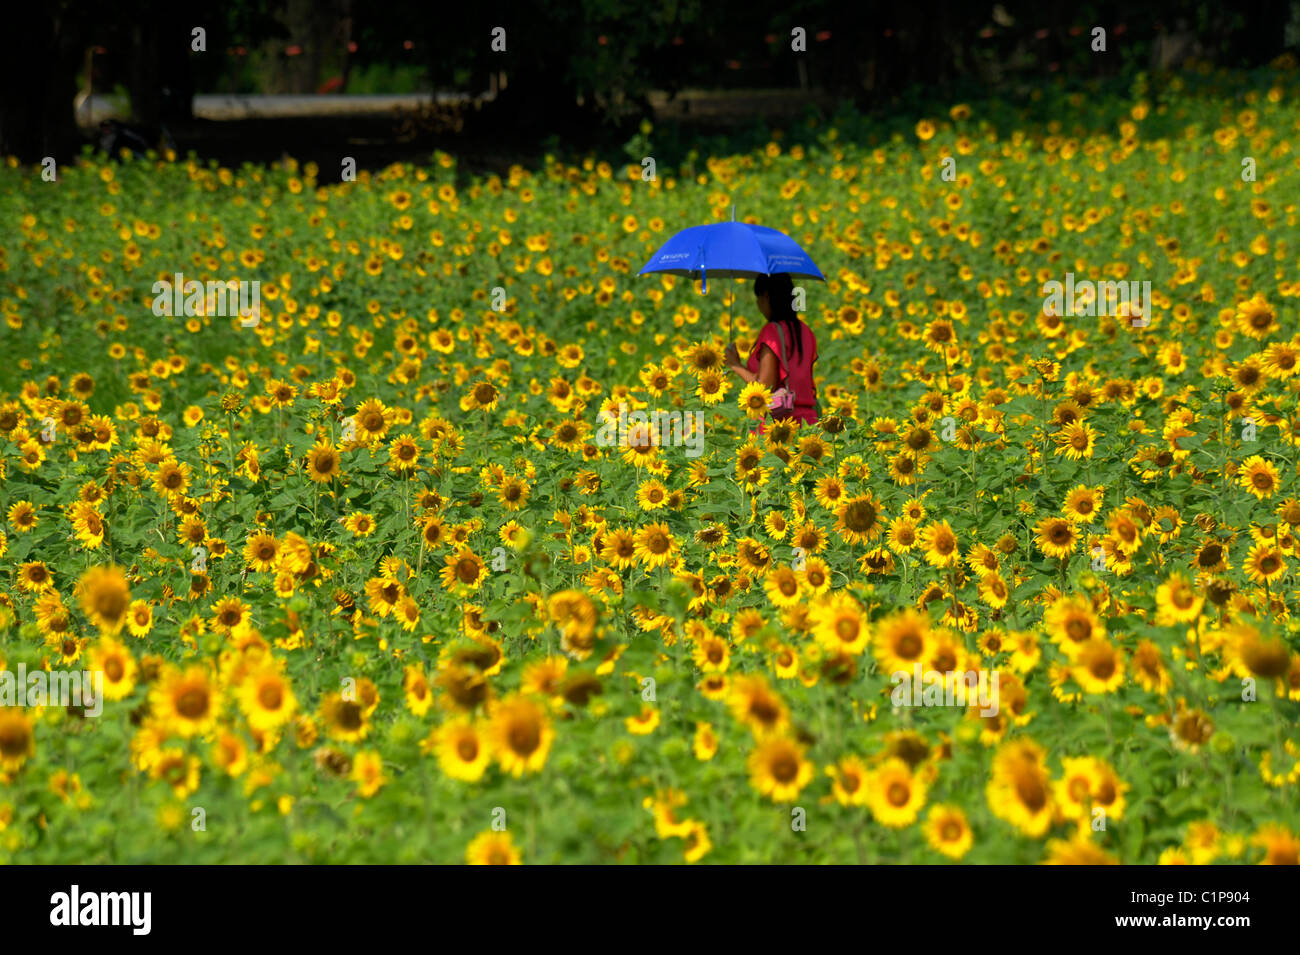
[726,343,780,388]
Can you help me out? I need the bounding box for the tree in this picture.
[1,2,85,161]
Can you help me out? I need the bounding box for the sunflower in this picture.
[1055,756,1128,823]
[888,451,921,486]
[364,576,405,617]
[387,434,421,473]
[872,608,931,674]
[319,691,369,742]
[1183,821,1222,865]
[633,522,678,568]
[1227,622,1292,679]
[265,378,298,408]
[1244,542,1287,584]
[1053,421,1098,460]
[150,749,201,798]
[244,532,280,572]
[735,537,772,575]
[919,520,961,567]
[463,380,501,413]
[395,595,421,631]
[1193,538,1229,574]
[734,441,767,487]
[548,590,598,659]
[1072,639,1125,694]
[7,500,37,532]
[497,475,530,510]
[1261,340,1300,380]
[1043,835,1119,865]
[986,739,1055,837]
[727,674,789,737]
[1235,293,1277,339]
[684,631,726,672]
[1251,823,1300,865]
[966,543,1000,575]
[1044,594,1105,659]
[0,711,35,771]
[212,733,249,777]
[887,517,918,553]
[1034,516,1078,560]
[305,440,342,482]
[77,565,131,635]
[428,718,491,782]
[237,665,297,732]
[924,804,974,859]
[747,735,813,802]
[636,478,669,512]
[542,416,583,452]
[519,656,568,703]
[277,532,313,576]
[763,511,789,541]
[600,527,638,568]
[499,519,529,550]
[210,597,250,634]
[1130,639,1172,695]
[342,512,375,536]
[689,722,719,761]
[441,548,487,593]
[1105,508,1144,556]
[150,665,219,737]
[738,380,771,419]
[1155,571,1204,624]
[1170,705,1214,753]
[868,757,927,827]
[349,750,387,798]
[466,830,522,865]
[826,755,871,807]
[88,636,137,701]
[763,566,803,608]
[124,599,153,638]
[152,459,191,497]
[834,493,884,545]
[174,514,206,549]
[800,556,831,595]
[18,560,55,593]
[352,398,391,442]
[1061,485,1102,524]
[398,664,433,717]
[487,695,553,776]
[1238,455,1280,500]
[810,591,869,655]
[626,705,660,735]
[682,821,712,863]
[973,573,1007,609]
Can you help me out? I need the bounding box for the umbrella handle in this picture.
[727,283,733,345]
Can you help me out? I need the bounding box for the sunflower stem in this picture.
[1102,692,1116,760]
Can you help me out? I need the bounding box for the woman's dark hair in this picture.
[753,272,803,360]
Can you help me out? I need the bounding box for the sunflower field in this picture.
[1,64,1299,866]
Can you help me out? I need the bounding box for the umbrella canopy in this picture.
[638,221,826,292]
[638,218,825,342]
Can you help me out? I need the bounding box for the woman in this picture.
[724,273,819,428]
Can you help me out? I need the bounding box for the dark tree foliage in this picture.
[3,0,1295,162]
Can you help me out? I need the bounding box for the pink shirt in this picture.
[746,319,819,427]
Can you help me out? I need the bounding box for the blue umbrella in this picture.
[638,210,824,341]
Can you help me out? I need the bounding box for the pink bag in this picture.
[768,323,797,417]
